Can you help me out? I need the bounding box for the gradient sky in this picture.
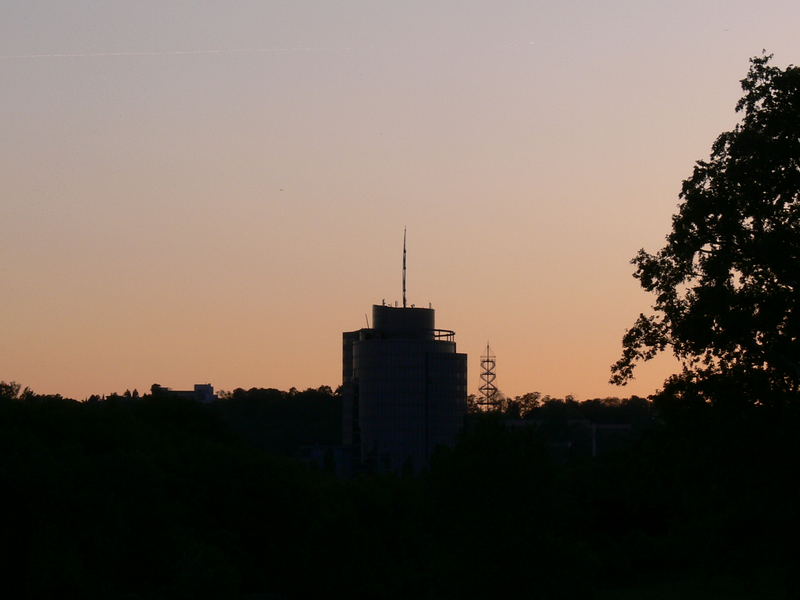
[2,1,799,400]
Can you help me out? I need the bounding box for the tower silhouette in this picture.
[478,343,500,411]
[341,232,467,471]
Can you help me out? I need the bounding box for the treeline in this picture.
[1,381,797,598]
[470,391,653,421]
[215,386,341,455]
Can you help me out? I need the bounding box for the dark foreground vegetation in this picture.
[1,382,797,599]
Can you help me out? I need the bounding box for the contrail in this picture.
[0,47,351,60]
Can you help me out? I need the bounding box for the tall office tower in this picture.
[342,303,468,471]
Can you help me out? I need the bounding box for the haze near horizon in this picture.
[3,1,799,400]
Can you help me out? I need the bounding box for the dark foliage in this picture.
[213,386,341,457]
[612,54,800,407]
[1,381,797,598]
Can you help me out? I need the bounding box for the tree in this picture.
[0,381,35,402]
[0,381,22,401]
[612,54,800,406]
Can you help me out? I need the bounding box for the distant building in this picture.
[342,304,467,471]
[151,383,217,404]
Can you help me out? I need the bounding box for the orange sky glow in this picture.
[2,1,799,400]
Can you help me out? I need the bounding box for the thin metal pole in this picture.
[402,227,407,308]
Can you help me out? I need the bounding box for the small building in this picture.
[151,383,217,404]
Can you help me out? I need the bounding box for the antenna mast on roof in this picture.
[402,227,407,308]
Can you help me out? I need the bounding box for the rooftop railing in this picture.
[433,329,456,342]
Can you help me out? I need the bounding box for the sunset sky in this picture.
[3,1,799,400]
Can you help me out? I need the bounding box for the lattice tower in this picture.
[478,343,500,411]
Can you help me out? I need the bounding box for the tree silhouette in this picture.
[612,54,800,406]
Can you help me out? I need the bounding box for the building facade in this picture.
[150,383,217,403]
[342,304,467,471]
